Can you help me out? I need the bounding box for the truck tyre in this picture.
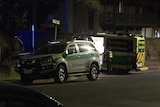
[54,65,68,83]
[87,64,99,81]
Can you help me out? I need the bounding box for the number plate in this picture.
[23,69,33,74]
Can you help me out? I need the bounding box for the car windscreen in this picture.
[34,44,66,55]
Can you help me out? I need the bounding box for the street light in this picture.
[52,19,60,40]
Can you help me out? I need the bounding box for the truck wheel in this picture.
[87,64,99,81]
[21,75,33,85]
[54,65,68,83]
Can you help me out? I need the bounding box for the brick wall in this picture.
[146,38,160,59]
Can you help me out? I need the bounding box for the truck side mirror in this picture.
[62,51,68,58]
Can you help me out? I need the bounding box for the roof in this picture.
[47,41,67,46]
[67,40,93,44]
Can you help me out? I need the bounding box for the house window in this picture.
[118,1,123,13]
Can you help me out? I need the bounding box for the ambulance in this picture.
[134,35,146,71]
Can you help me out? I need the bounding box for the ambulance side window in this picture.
[77,44,87,52]
[88,43,97,52]
[68,44,77,54]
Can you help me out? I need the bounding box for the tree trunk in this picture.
[0,32,12,77]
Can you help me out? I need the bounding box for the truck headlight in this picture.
[41,56,53,64]
[32,59,36,64]
[47,58,53,62]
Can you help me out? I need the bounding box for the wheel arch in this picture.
[57,62,68,72]
[90,61,100,73]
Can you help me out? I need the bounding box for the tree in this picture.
[0,0,28,35]
[0,0,60,77]
[0,0,60,35]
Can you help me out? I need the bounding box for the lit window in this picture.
[119,1,123,13]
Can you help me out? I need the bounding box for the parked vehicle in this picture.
[88,33,146,73]
[0,82,64,107]
[134,36,145,69]
[15,40,101,84]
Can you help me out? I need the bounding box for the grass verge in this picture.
[0,71,20,81]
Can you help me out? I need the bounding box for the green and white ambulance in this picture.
[15,40,101,84]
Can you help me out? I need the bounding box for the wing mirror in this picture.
[62,51,68,58]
